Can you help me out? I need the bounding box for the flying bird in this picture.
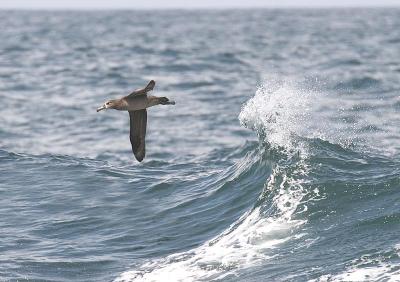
[97,80,175,162]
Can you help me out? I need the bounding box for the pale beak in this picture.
[97,105,106,112]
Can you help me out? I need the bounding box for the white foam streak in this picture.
[116,193,305,282]
[316,263,400,282]
[313,245,400,282]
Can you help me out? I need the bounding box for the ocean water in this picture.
[0,8,399,282]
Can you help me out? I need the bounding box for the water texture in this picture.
[0,9,399,282]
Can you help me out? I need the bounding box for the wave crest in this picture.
[239,79,317,154]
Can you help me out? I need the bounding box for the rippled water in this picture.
[1,9,400,282]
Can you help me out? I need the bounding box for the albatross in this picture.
[96,80,175,162]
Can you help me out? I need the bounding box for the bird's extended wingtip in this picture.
[145,80,156,92]
[135,155,145,162]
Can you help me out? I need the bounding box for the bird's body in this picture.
[123,95,161,111]
[97,80,175,162]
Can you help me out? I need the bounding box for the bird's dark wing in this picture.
[127,80,155,98]
[129,109,147,162]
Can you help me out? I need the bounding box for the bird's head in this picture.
[97,100,118,112]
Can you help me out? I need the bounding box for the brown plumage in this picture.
[97,80,175,162]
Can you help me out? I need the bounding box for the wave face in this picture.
[1,9,400,282]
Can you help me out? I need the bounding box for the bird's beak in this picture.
[97,105,106,112]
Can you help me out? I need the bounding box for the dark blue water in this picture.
[0,9,399,282]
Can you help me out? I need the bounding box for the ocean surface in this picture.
[0,8,399,282]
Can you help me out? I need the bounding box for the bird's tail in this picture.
[158,97,176,105]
